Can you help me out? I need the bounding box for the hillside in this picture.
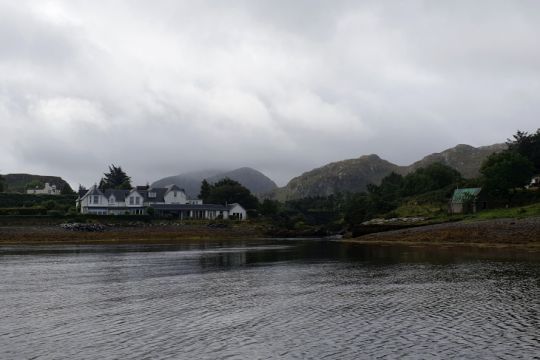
[152,167,277,198]
[272,155,399,202]
[1,174,72,193]
[271,143,505,201]
[403,143,507,178]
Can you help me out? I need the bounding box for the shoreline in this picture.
[347,216,540,248]
[0,224,264,246]
[0,217,539,249]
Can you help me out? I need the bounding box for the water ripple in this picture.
[1,242,539,359]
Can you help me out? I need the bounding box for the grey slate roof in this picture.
[227,203,244,210]
[104,189,129,202]
[141,188,168,203]
[151,204,228,211]
[85,186,104,197]
[80,185,192,203]
[165,184,185,193]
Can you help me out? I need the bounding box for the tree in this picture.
[401,163,462,196]
[480,151,535,200]
[99,165,132,190]
[344,193,371,225]
[61,183,75,195]
[0,175,4,192]
[507,129,540,172]
[25,179,44,190]
[198,179,211,201]
[259,199,281,216]
[205,178,259,209]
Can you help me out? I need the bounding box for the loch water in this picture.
[1,239,539,359]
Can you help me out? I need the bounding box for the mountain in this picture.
[151,167,278,198]
[206,168,278,195]
[1,173,72,193]
[270,143,506,201]
[271,155,400,202]
[403,143,507,178]
[151,169,223,197]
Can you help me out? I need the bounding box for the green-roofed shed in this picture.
[449,187,486,214]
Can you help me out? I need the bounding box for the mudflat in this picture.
[0,224,262,245]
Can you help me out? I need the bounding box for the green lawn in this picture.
[462,202,540,221]
[393,198,540,223]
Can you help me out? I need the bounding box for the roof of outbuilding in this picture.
[451,188,482,202]
[227,203,245,210]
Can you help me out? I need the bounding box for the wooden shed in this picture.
[449,188,486,214]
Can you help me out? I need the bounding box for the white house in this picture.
[77,184,247,220]
[27,183,61,195]
[228,203,247,220]
[526,175,540,189]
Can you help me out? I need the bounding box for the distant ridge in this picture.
[403,143,507,178]
[151,167,278,198]
[269,143,506,201]
[1,173,71,193]
[271,155,399,202]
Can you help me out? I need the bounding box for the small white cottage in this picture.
[27,183,61,195]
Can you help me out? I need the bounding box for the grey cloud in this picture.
[0,0,539,187]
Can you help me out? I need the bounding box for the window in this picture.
[93,195,99,204]
[109,197,115,204]
[135,197,140,205]
[174,191,177,197]
[129,197,134,205]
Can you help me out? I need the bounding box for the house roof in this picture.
[85,186,104,197]
[79,185,189,202]
[151,204,228,211]
[139,188,167,203]
[451,188,482,202]
[165,184,185,193]
[104,189,129,202]
[227,203,245,210]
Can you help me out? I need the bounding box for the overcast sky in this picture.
[1,0,539,187]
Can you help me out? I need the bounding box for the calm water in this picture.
[1,240,539,359]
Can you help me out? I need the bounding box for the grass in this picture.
[462,202,540,221]
[392,198,540,224]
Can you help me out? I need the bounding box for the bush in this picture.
[46,210,64,217]
[0,193,77,209]
[0,207,47,215]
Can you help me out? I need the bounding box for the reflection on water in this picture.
[1,240,539,359]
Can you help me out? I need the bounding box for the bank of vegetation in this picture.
[254,129,540,237]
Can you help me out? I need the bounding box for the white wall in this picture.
[164,190,187,204]
[126,191,144,207]
[82,194,108,207]
[228,203,247,220]
[26,183,61,195]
